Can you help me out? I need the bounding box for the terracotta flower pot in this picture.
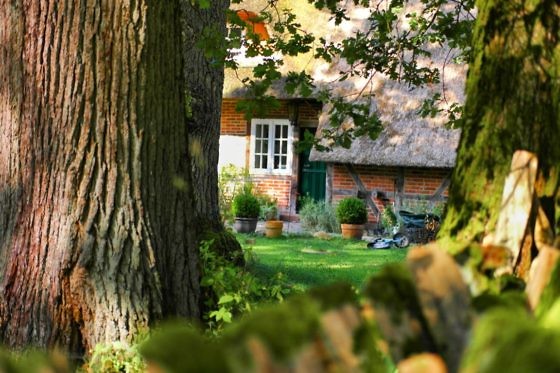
[264,220,283,238]
[340,224,365,240]
[234,217,258,233]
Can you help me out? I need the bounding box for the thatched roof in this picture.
[224,1,466,168]
[309,44,465,168]
[306,2,467,169]
[309,119,461,168]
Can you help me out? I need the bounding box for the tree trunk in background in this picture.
[0,0,200,352]
[181,1,243,263]
[182,0,228,228]
[441,0,560,242]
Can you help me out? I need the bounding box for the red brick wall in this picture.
[404,168,449,196]
[220,99,321,135]
[332,164,450,222]
[221,99,248,135]
[252,175,293,215]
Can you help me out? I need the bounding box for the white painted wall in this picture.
[218,135,247,170]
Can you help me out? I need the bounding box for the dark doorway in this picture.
[298,128,326,208]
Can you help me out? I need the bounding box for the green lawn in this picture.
[238,234,409,291]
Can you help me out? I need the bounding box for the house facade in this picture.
[220,98,324,220]
[219,1,466,223]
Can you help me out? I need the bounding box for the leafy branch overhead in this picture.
[197,0,475,149]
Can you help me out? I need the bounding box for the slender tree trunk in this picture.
[0,0,200,352]
[181,1,243,265]
[182,0,229,228]
[441,0,560,242]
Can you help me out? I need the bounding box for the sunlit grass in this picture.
[237,234,409,292]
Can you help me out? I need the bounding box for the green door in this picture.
[298,128,326,203]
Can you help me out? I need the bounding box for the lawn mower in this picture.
[366,232,409,249]
[365,210,440,249]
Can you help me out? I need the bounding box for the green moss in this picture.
[140,322,230,373]
[536,259,560,319]
[541,298,560,332]
[307,282,358,310]
[0,349,73,373]
[363,264,419,324]
[223,296,321,362]
[87,342,145,373]
[364,264,437,357]
[0,350,18,373]
[436,235,473,257]
[201,229,244,266]
[462,308,560,373]
[353,320,390,373]
[496,274,526,292]
[441,0,560,245]
[471,290,527,313]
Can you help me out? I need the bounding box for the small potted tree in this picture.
[232,192,260,233]
[262,201,283,238]
[336,197,368,239]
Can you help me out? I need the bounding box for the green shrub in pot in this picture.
[336,197,368,225]
[232,193,260,218]
[336,197,368,239]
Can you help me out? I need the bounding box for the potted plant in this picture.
[262,201,283,238]
[232,192,260,233]
[336,197,368,239]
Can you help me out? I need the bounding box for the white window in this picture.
[250,119,293,174]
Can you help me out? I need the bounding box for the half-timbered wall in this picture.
[331,164,450,223]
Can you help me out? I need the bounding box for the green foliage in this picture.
[138,297,329,372]
[199,240,291,334]
[222,296,321,361]
[259,196,278,220]
[140,323,229,373]
[199,0,474,148]
[219,165,280,221]
[364,263,422,324]
[298,197,340,233]
[307,282,358,310]
[536,259,560,319]
[201,229,245,267]
[380,205,397,231]
[86,342,146,373]
[218,164,249,222]
[336,197,368,224]
[400,200,445,216]
[232,191,260,218]
[0,349,75,373]
[462,308,560,373]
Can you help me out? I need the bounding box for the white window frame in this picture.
[249,118,293,175]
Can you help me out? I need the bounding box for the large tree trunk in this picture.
[0,0,201,352]
[441,0,560,242]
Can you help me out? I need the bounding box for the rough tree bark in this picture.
[440,0,560,244]
[0,0,204,352]
[181,0,243,264]
[182,0,228,227]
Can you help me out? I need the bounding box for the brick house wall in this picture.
[221,99,247,136]
[219,98,321,219]
[331,164,450,222]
